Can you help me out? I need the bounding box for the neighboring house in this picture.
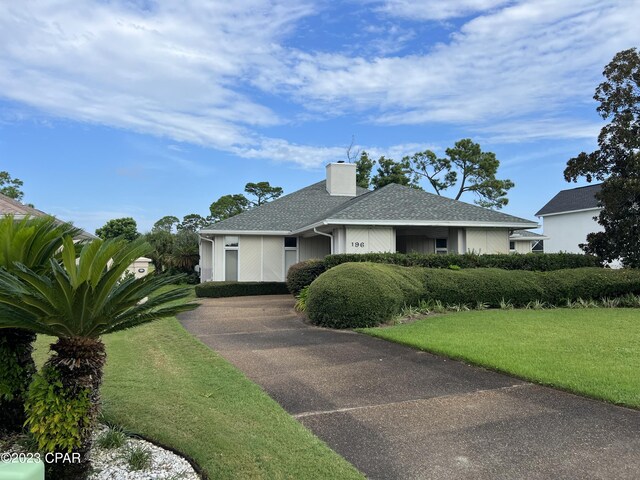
[536,184,602,253]
[509,230,547,254]
[199,163,539,282]
[0,192,94,240]
[127,257,152,278]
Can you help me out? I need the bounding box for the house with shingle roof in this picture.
[536,184,602,253]
[199,163,539,282]
[0,191,94,239]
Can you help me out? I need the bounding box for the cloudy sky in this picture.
[1,0,638,232]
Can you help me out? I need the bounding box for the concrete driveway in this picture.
[179,295,640,480]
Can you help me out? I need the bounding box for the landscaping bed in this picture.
[360,308,640,409]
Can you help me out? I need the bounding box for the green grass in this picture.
[360,308,640,409]
[34,286,363,480]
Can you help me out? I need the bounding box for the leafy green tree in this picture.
[0,216,79,433]
[244,182,283,206]
[355,151,375,189]
[152,215,180,233]
[177,213,208,232]
[144,230,174,273]
[95,217,140,242]
[169,230,200,274]
[209,194,250,223]
[0,171,24,201]
[371,156,414,189]
[0,237,197,478]
[564,48,640,267]
[406,139,514,209]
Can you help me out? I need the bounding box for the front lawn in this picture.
[34,288,363,480]
[360,308,640,409]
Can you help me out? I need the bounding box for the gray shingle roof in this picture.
[509,230,546,240]
[322,183,535,225]
[536,184,601,216]
[203,181,369,232]
[204,181,536,232]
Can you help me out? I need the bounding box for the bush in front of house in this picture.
[286,259,327,295]
[306,263,425,328]
[421,268,546,307]
[195,281,289,298]
[323,252,600,271]
[305,263,640,328]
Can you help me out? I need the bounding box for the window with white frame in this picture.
[435,238,448,254]
[224,236,239,281]
[284,237,298,275]
[509,241,516,252]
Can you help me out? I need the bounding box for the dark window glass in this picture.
[435,238,447,249]
[284,237,297,248]
[510,241,515,250]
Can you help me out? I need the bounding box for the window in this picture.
[509,241,516,252]
[435,238,448,254]
[224,236,239,281]
[284,237,298,275]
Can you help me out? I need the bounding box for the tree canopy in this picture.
[564,48,640,267]
[152,215,180,233]
[95,217,140,242]
[359,140,513,209]
[0,171,24,201]
[244,182,283,206]
[177,213,208,232]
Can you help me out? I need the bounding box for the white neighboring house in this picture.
[509,230,547,254]
[536,184,602,253]
[198,162,539,283]
[127,257,152,278]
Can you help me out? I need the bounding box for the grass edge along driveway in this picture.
[360,308,640,409]
[34,308,363,479]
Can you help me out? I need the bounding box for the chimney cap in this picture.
[337,160,345,163]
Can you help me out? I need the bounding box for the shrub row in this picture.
[323,252,600,270]
[195,281,289,298]
[286,259,327,294]
[305,263,640,328]
[288,253,601,297]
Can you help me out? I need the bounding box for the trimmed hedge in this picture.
[195,281,289,298]
[306,263,425,328]
[286,259,327,295]
[323,252,600,271]
[305,263,640,328]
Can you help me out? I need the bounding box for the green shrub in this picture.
[294,285,310,312]
[120,444,152,471]
[96,426,127,449]
[323,252,600,271]
[306,263,425,328]
[24,367,91,453]
[286,259,327,294]
[195,281,289,298]
[421,268,546,307]
[306,263,640,328]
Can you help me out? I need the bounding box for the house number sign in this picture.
[351,242,365,247]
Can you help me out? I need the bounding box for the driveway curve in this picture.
[179,295,640,480]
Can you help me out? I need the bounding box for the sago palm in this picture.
[0,236,197,479]
[0,215,79,432]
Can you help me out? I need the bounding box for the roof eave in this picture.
[293,218,539,232]
[536,207,601,217]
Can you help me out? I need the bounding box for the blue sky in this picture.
[1,0,638,233]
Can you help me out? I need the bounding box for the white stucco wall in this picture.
[238,236,262,281]
[542,209,601,253]
[299,235,331,261]
[466,228,509,254]
[345,226,394,253]
[513,240,532,254]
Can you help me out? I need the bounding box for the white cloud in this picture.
[0,0,313,151]
[259,0,639,137]
[376,0,513,21]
